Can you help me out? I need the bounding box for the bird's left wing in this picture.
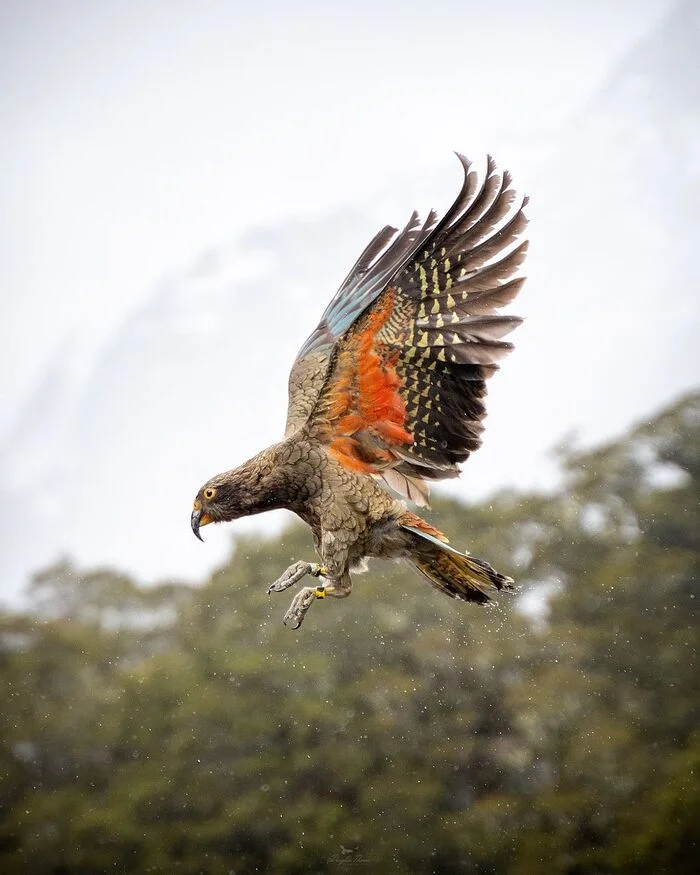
[285,155,528,505]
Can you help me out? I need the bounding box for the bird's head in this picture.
[190,474,245,541]
[191,445,293,541]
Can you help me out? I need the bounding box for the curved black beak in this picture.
[191,508,204,541]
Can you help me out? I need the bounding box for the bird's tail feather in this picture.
[401,522,514,604]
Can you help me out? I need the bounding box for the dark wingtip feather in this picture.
[453,152,472,175]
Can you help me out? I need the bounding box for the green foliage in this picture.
[1,392,698,874]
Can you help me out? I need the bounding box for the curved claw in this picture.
[283,586,319,629]
[268,560,311,594]
[267,561,327,594]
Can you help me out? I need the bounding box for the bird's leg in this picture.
[282,571,353,630]
[267,560,328,595]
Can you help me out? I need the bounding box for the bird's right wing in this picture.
[287,155,528,504]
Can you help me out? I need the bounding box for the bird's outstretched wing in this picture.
[285,154,528,505]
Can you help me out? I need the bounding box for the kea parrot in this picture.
[192,154,528,629]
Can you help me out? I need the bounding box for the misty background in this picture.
[1,0,698,601]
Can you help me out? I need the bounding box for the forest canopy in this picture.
[1,392,698,874]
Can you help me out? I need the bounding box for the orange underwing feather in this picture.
[398,510,448,542]
[325,289,413,472]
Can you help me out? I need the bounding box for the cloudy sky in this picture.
[1,0,670,427]
[5,0,695,599]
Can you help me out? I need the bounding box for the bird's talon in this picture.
[282,584,326,629]
[283,608,304,629]
[267,560,314,594]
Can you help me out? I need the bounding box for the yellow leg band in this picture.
[314,587,326,599]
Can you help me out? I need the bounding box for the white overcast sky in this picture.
[0,0,670,433]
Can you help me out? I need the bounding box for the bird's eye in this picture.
[204,487,216,500]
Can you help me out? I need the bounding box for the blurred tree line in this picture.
[1,392,698,874]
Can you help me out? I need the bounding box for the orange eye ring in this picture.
[204,487,216,500]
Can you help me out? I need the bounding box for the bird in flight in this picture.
[191,154,528,629]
